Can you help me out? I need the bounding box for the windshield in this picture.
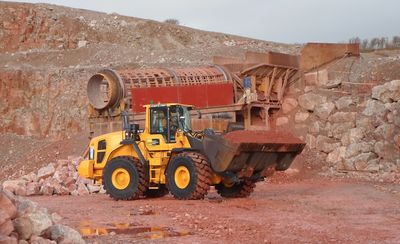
[177,106,192,132]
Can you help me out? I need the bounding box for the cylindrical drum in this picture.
[87,66,231,111]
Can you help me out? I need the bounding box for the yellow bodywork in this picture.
[78,103,221,188]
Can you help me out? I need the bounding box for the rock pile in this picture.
[0,190,84,243]
[2,157,103,197]
[280,80,400,181]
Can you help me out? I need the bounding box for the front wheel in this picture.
[103,156,147,200]
[215,179,256,198]
[166,152,211,200]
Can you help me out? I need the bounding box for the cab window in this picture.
[150,107,168,134]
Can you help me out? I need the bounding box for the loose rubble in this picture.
[0,189,85,243]
[2,157,103,197]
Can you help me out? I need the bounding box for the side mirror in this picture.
[197,110,202,119]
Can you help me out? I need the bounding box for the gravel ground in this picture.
[29,176,400,244]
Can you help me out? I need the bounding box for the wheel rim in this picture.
[222,181,235,188]
[174,166,190,189]
[111,168,131,190]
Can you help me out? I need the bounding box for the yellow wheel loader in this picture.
[78,103,305,200]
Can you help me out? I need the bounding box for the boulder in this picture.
[37,164,55,180]
[2,180,26,196]
[76,183,89,196]
[371,80,400,103]
[298,93,327,111]
[0,235,17,244]
[26,182,40,196]
[86,184,101,194]
[330,122,355,139]
[326,147,346,165]
[40,182,54,196]
[321,79,342,89]
[335,96,354,110]
[13,216,33,240]
[316,135,340,153]
[0,219,14,236]
[374,123,395,140]
[29,235,56,244]
[44,225,84,244]
[362,99,387,117]
[328,112,357,124]
[374,141,399,161]
[282,98,298,114]
[52,169,68,184]
[0,209,9,226]
[355,116,375,131]
[21,172,38,183]
[380,161,398,173]
[346,153,378,171]
[320,142,341,154]
[294,112,309,123]
[365,159,380,173]
[63,177,75,188]
[23,211,53,236]
[387,108,400,127]
[15,199,38,216]
[341,128,365,145]
[314,102,335,120]
[308,121,324,134]
[50,213,62,224]
[305,134,316,149]
[0,192,17,219]
[345,142,374,159]
[276,117,289,127]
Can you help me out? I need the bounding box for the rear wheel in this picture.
[166,152,211,200]
[215,179,256,198]
[103,156,147,200]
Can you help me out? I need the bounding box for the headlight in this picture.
[89,147,94,160]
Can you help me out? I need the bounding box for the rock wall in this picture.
[279,80,400,180]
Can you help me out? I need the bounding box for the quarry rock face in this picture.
[0,70,90,138]
[0,2,299,139]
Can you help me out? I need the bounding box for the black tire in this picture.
[166,152,211,200]
[103,156,147,200]
[144,186,169,198]
[215,179,256,198]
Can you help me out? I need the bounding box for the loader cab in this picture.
[147,104,192,143]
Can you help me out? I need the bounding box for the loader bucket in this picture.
[202,130,305,174]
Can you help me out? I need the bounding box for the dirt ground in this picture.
[29,176,400,244]
[0,133,89,180]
